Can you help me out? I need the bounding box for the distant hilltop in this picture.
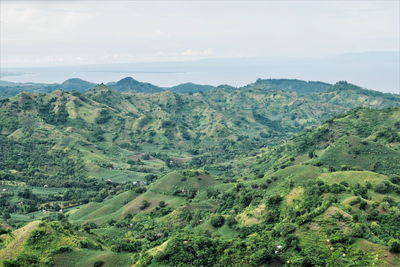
[0,77,346,97]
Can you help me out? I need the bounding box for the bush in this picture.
[374,183,389,194]
[351,224,364,238]
[226,216,237,228]
[58,246,72,252]
[267,195,283,205]
[390,176,400,185]
[26,229,48,246]
[111,240,142,252]
[330,184,346,193]
[388,239,400,253]
[359,201,368,210]
[210,215,225,228]
[158,201,167,208]
[139,200,150,210]
[4,253,40,267]
[276,223,296,236]
[349,197,361,206]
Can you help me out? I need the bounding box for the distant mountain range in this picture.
[0,76,341,98]
[0,77,215,97]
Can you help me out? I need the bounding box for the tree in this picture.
[226,216,237,228]
[374,182,389,194]
[3,213,11,220]
[210,215,225,228]
[388,239,400,253]
[139,200,150,210]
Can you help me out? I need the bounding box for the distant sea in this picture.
[1,52,399,93]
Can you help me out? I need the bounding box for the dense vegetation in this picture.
[0,79,399,266]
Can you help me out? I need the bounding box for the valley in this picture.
[0,78,399,266]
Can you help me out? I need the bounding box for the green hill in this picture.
[60,78,96,92]
[249,78,331,94]
[167,82,214,93]
[109,77,164,93]
[0,79,400,266]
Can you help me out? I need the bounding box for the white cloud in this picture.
[0,1,398,67]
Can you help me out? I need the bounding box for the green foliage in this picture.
[154,234,224,267]
[3,253,41,267]
[388,239,400,253]
[1,81,399,267]
[210,215,225,228]
[93,260,105,267]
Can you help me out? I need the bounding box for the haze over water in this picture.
[1,52,399,94]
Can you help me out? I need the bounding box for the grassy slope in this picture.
[68,170,219,223]
[0,221,41,262]
[53,249,131,267]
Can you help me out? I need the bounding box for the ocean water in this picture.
[1,53,399,93]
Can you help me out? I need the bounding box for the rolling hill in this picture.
[0,79,399,267]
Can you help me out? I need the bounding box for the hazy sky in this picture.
[1,1,399,68]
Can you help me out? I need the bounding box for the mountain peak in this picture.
[110,77,163,93]
[116,77,140,86]
[60,78,95,92]
[61,78,88,85]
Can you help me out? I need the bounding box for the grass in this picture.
[317,135,400,176]
[53,249,132,267]
[149,170,217,195]
[269,165,322,185]
[69,190,138,224]
[319,171,388,186]
[70,169,218,223]
[147,240,169,256]
[0,221,40,261]
[285,187,305,206]
[353,239,400,267]
[87,167,145,183]
[122,191,184,216]
[236,204,267,226]
[195,219,238,240]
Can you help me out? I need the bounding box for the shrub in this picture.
[390,176,400,185]
[226,216,237,228]
[26,229,48,246]
[350,197,361,206]
[277,223,296,236]
[330,184,346,193]
[351,224,364,238]
[267,195,283,205]
[374,183,389,194]
[111,240,142,252]
[359,201,368,210]
[388,239,400,253]
[135,187,147,194]
[58,246,72,252]
[4,253,40,267]
[139,200,150,210]
[210,215,225,228]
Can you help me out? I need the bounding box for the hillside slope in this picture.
[1,107,399,266]
[54,108,400,267]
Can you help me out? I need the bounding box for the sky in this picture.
[1,0,399,68]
